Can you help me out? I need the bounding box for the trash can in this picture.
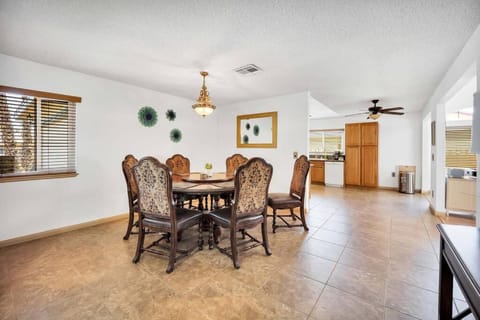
[399,171,415,194]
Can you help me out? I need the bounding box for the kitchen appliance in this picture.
[325,161,344,187]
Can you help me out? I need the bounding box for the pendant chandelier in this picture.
[192,71,216,117]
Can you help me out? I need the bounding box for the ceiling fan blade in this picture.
[344,112,369,117]
[380,111,404,115]
[380,107,404,112]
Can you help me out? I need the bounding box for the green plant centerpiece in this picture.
[205,162,213,177]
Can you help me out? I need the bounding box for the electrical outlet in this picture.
[391,172,396,177]
[293,151,298,159]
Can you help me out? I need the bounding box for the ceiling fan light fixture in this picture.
[192,71,216,117]
[368,113,381,120]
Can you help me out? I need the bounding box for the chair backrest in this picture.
[289,155,310,200]
[226,153,248,176]
[233,157,273,217]
[133,157,174,218]
[166,154,190,175]
[122,154,139,202]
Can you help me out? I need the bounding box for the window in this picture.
[0,86,81,182]
[445,126,477,169]
[309,130,344,157]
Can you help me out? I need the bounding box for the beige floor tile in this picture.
[385,280,438,320]
[310,285,384,320]
[292,253,336,283]
[388,260,439,292]
[384,308,420,320]
[327,263,386,305]
[338,247,389,276]
[1,186,476,319]
[311,229,351,246]
[299,238,344,262]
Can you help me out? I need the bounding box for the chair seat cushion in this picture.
[143,208,202,231]
[209,207,264,229]
[268,193,302,209]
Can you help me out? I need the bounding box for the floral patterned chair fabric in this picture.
[208,157,273,269]
[221,154,248,206]
[267,155,310,232]
[132,156,203,273]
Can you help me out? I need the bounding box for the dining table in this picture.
[172,172,234,246]
[172,172,234,211]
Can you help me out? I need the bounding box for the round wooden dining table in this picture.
[172,172,234,211]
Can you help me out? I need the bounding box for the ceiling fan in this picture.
[347,99,405,120]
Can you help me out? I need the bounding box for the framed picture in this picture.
[431,121,436,146]
[236,111,277,148]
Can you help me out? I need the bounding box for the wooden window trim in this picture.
[0,172,78,183]
[0,86,81,103]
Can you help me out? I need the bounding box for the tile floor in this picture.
[0,185,475,320]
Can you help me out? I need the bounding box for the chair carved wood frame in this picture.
[209,157,273,269]
[268,155,310,233]
[166,154,197,208]
[121,154,141,240]
[132,156,203,273]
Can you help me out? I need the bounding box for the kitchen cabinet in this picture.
[310,160,325,184]
[345,123,361,146]
[345,122,378,187]
[344,146,361,185]
[446,178,476,214]
[361,145,378,187]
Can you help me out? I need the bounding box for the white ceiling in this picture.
[1,1,479,116]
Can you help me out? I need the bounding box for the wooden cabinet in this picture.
[361,146,378,187]
[446,178,476,213]
[361,123,378,146]
[344,146,361,185]
[345,122,378,187]
[345,123,361,146]
[310,160,325,184]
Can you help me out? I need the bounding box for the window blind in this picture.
[0,86,80,180]
[445,127,477,169]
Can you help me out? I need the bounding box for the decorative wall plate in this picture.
[138,106,158,127]
[170,128,182,143]
[253,125,260,136]
[166,109,176,121]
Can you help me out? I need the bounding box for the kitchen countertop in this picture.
[447,176,477,180]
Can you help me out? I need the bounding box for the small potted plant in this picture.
[205,162,213,177]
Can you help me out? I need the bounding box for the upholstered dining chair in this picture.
[121,154,140,240]
[166,154,197,208]
[221,153,248,206]
[132,156,203,273]
[208,157,273,269]
[268,155,310,233]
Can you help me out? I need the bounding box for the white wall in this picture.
[0,54,219,241]
[217,92,310,193]
[421,25,480,215]
[310,112,423,189]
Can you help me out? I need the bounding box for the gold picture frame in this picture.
[236,111,277,148]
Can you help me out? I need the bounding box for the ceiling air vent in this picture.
[234,64,263,75]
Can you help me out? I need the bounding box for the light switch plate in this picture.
[293,151,298,159]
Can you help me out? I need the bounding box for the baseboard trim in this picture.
[0,213,128,248]
[429,204,446,217]
[377,186,421,193]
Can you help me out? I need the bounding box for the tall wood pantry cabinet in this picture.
[344,122,378,187]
